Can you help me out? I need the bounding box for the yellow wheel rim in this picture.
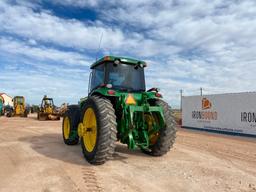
[82,108,97,152]
[63,117,70,140]
[145,114,159,145]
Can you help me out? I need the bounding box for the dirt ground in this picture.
[0,114,256,192]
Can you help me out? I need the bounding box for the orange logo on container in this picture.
[202,98,212,110]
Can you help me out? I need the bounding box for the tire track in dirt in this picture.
[82,167,103,192]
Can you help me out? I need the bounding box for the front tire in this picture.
[80,96,117,165]
[6,110,12,117]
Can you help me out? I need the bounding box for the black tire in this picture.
[142,99,177,156]
[80,96,117,165]
[62,105,80,145]
[6,111,12,118]
[23,111,28,118]
[38,113,47,121]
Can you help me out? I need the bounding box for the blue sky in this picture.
[1,0,256,107]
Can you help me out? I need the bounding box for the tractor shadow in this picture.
[19,133,89,166]
[114,144,149,158]
[27,114,62,121]
[111,145,150,164]
[19,133,147,165]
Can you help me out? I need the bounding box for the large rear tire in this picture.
[80,96,117,165]
[143,100,177,156]
[62,105,80,145]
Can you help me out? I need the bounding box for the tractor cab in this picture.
[41,96,54,114]
[6,96,28,117]
[14,96,25,105]
[13,96,26,115]
[89,56,147,94]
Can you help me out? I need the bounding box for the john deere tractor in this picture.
[62,56,176,165]
[38,95,60,120]
[6,96,28,117]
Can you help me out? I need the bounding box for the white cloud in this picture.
[0,37,91,66]
[49,0,99,7]
[0,0,180,57]
[0,1,123,50]
[0,69,89,105]
[1,0,256,108]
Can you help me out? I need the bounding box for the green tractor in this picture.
[62,56,176,165]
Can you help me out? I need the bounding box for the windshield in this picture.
[43,99,53,106]
[107,62,145,92]
[15,97,24,104]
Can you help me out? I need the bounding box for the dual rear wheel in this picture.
[142,100,177,156]
[62,96,176,165]
[62,96,117,165]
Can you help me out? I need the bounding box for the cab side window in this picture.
[90,64,105,91]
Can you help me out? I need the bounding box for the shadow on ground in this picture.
[19,133,88,165]
[19,133,149,165]
[27,115,62,122]
[115,144,148,158]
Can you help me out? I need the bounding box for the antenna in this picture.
[96,32,103,61]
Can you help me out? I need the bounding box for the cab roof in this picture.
[43,97,53,100]
[14,96,24,98]
[90,56,146,69]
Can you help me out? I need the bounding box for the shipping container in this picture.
[182,92,256,136]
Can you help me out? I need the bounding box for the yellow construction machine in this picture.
[37,95,60,120]
[6,96,28,117]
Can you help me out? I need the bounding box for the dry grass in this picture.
[172,109,182,125]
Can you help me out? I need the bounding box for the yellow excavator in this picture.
[37,95,60,120]
[6,96,28,117]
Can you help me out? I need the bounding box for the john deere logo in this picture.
[202,98,212,110]
[192,97,217,121]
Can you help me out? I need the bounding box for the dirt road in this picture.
[0,115,255,192]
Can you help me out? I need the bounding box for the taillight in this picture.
[155,93,162,97]
[104,56,110,61]
[107,90,116,95]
